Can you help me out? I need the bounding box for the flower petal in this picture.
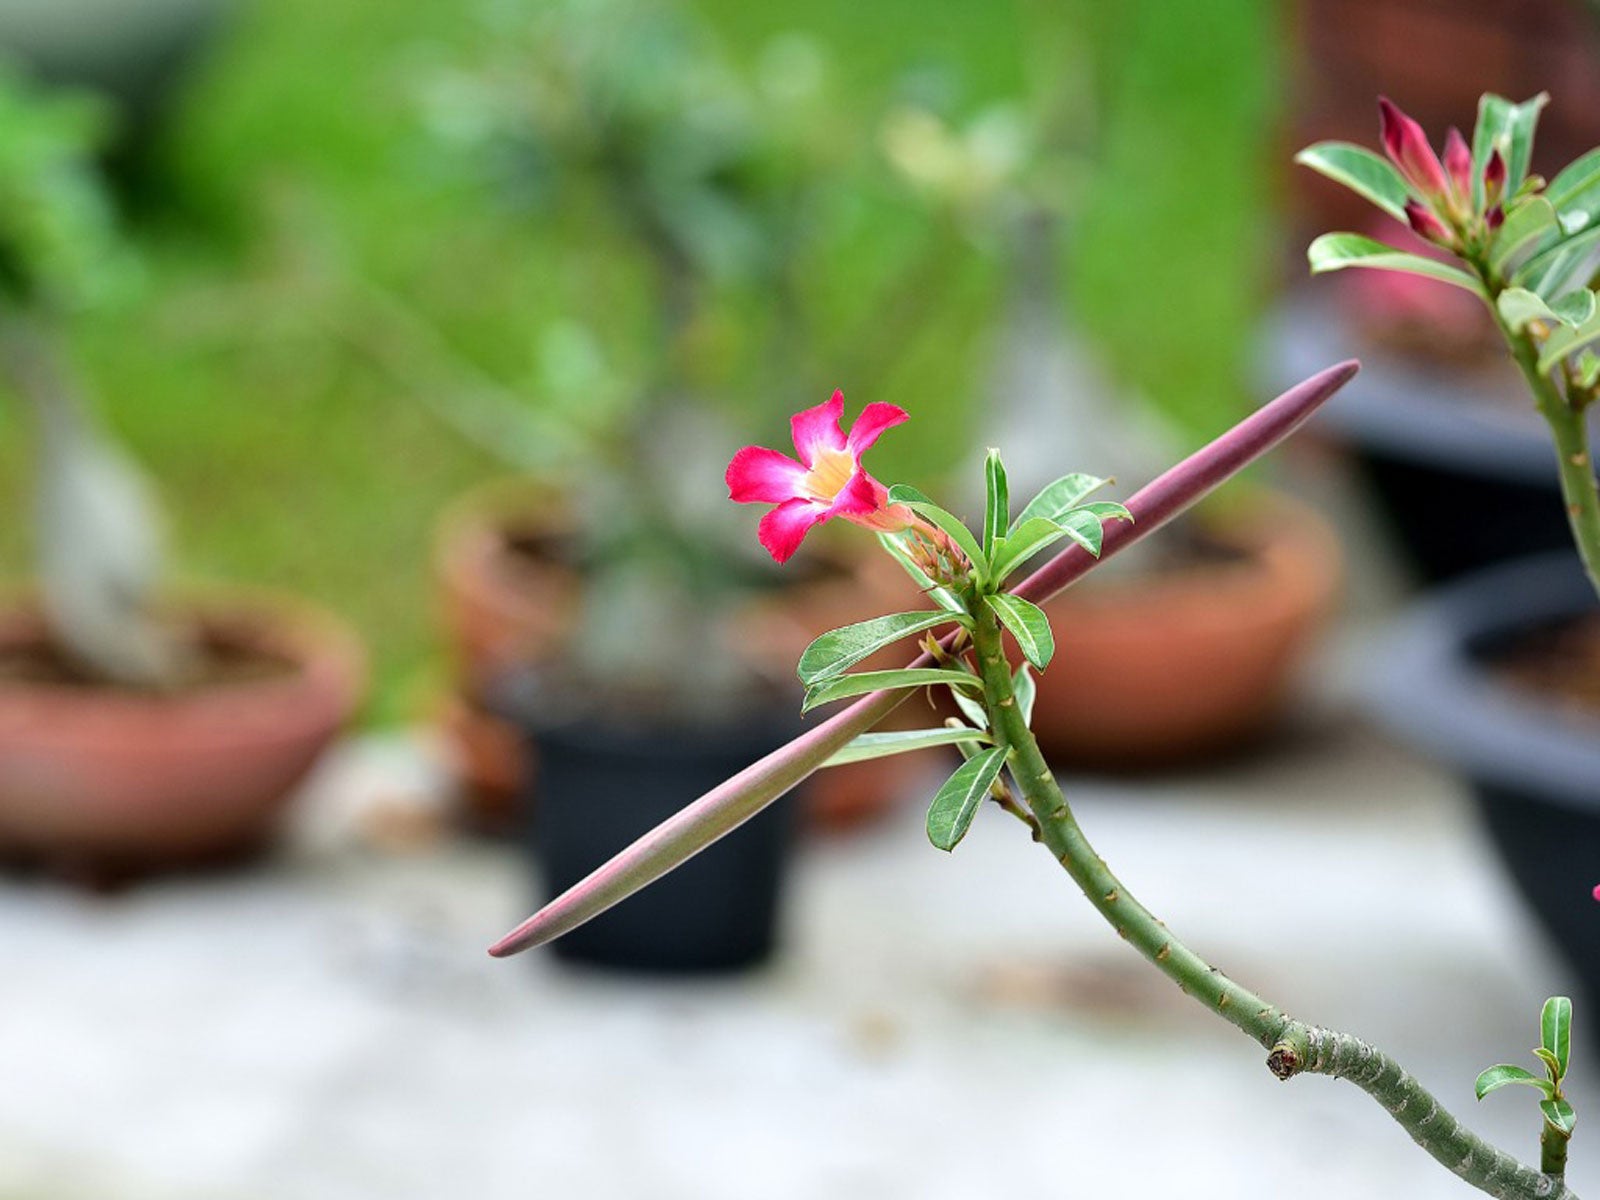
[726,445,807,504]
[845,402,910,455]
[1378,96,1449,198]
[758,498,829,563]
[829,470,914,533]
[790,390,847,467]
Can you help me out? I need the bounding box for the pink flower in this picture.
[727,390,913,564]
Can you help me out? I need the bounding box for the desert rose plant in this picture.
[492,366,1594,1199]
[1299,93,1600,604]
[484,92,1600,1199]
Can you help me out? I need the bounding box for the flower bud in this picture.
[1442,127,1472,209]
[1483,149,1507,209]
[1379,96,1451,199]
[1404,199,1454,247]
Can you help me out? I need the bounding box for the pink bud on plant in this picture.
[1379,96,1451,199]
[1442,127,1472,209]
[1486,205,1505,231]
[1404,199,1454,248]
[1482,149,1507,209]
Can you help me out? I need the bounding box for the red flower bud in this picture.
[1404,199,1454,247]
[1379,96,1451,199]
[1486,204,1505,231]
[1443,127,1472,207]
[1483,149,1507,208]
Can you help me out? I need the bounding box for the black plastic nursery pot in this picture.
[1269,294,1600,582]
[500,681,801,974]
[1373,553,1600,1009]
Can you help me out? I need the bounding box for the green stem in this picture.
[1483,274,1600,601]
[967,602,1576,1200]
[1544,1126,1571,1179]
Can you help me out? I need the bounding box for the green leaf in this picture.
[803,667,982,712]
[1498,287,1596,331]
[990,517,1071,584]
[983,449,1008,559]
[1541,1097,1577,1136]
[986,592,1055,672]
[950,688,989,730]
[1516,224,1600,299]
[1075,500,1134,525]
[876,531,965,615]
[1490,196,1560,272]
[1010,473,1110,533]
[1474,1064,1550,1100]
[1578,349,1600,389]
[1537,308,1600,373]
[1013,663,1036,727]
[1535,1047,1563,1081]
[1293,141,1412,222]
[1542,996,1573,1077]
[887,484,989,583]
[1056,508,1107,557]
[1472,92,1549,208]
[925,745,1008,851]
[822,726,991,767]
[797,610,964,687]
[1547,147,1600,240]
[1307,233,1483,294]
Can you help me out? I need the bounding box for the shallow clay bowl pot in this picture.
[1030,493,1340,767]
[0,592,365,873]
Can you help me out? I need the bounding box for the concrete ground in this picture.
[1,708,1592,1200]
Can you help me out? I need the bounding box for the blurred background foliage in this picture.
[0,0,1278,719]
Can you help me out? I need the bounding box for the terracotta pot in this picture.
[0,592,365,876]
[1028,494,1340,767]
[433,481,934,833]
[433,480,579,833]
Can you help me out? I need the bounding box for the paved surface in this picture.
[2,708,1594,1200]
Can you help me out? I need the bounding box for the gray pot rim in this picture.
[1264,292,1600,485]
[1371,551,1600,807]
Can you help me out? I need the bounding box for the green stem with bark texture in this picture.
[967,601,1576,1200]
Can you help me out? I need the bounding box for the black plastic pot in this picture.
[1267,293,1600,582]
[1373,553,1600,1008]
[499,680,801,974]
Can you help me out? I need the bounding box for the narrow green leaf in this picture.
[986,592,1055,672]
[1490,196,1560,273]
[876,531,965,615]
[803,667,981,712]
[1541,1097,1577,1136]
[989,516,1071,584]
[1537,308,1600,373]
[1307,233,1483,293]
[983,449,1008,559]
[925,745,1008,851]
[1075,500,1134,525]
[822,726,991,767]
[1546,146,1600,243]
[1534,1047,1563,1081]
[887,484,989,583]
[1010,472,1109,534]
[1516,224,1600,299]
[1472,92,1549,208]
[950,688,989,730]
[1013,663,1036,726]
[797,610,964,687]
[1542,996,1573,1076]
[1293,141,1412,222]
[1474,1064,1549,1100]
[1057,508,1106,557]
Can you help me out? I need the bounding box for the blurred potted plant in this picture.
[413,0,943,855]
[0,67,363,881]
[882,1,1339,766]
[1302,92,1600,1010]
